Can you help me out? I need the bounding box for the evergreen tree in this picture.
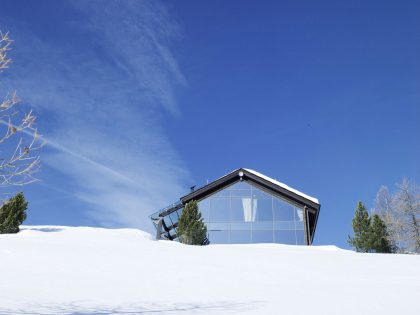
[370,214,394,253]
[177,200,208,245]
[0,192,28,234]
[348,201,371,252]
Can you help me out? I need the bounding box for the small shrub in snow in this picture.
[0,192,28,234]
[177,200,209,245]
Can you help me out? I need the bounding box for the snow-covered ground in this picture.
[0,226,419,315]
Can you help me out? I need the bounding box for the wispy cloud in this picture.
[1,0,190,231]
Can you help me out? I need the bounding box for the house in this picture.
[150,168,320,245]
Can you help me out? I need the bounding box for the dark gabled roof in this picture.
[181,168,320,211]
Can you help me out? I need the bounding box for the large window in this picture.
[198,181,306,245]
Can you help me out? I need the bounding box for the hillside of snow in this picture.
[1,226,419,315]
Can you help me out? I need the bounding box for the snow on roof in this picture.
[244,168,319,204]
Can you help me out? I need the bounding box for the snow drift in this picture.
[0,226,419,314]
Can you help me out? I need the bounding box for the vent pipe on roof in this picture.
[190,185,196,192]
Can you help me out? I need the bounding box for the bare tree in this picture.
[374,179,420,253]
[374,186,400,250]
[0,31,42,188]
[393,179,420,253]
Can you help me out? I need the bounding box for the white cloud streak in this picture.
[1,0,190,231]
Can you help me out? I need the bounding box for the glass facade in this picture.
[198,181,306,245]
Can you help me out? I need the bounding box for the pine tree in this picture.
[0,192,28,234]
[348,201,371,252]
[177,200,208,245]
[370,214,394,253]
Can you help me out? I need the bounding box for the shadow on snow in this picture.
[0,301,263,315]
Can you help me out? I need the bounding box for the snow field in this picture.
[0,226,419,314]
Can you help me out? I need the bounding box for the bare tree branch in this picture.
[0,31,43,188]
[374,180,420,253]
[394,178,420,253]
[0,31,13,71]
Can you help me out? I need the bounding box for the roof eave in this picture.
[181,168,320,211]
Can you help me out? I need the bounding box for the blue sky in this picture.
[0,0,418,248]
